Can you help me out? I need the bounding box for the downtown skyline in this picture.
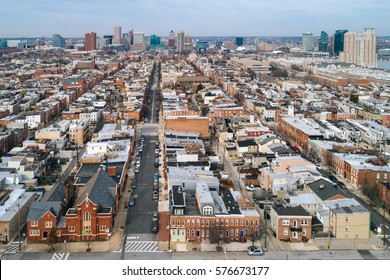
[1,0,390,37]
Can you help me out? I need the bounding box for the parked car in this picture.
[152,211,159,222]
[154,172,158,179]
[233,162,244,166]
[246,185,255,191]
[154,159,159,167]
[152,221,158,233]
[247,246,264,256]
[128,196,135,207]
[338,181,347,189]
[135,167,140,173]
[329,175,338,183]
[153,190,159,200]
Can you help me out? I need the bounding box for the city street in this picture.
[122,60,161,256]
[2,247,389,260]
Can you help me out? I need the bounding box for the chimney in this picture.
[108,166,116,176]
[65,184,70,204]
[319,184,325,190]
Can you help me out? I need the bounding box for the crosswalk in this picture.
[3,242,19,254]
[114,239,161,253]
[51,253,70,260]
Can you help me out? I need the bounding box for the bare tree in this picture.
[46,228,59,252]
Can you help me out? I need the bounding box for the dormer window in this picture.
[202,206,213,216]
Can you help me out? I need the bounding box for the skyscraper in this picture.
[235,37,244,46]
[302,32,314,51]
[150,34,161,48]
[52,34,65,48]
[85,32,97,51]
[339,28,377,68]
[113,26,122,44]
[318,31,329,52]
[133,32,145,45]
[184,35,193,52]
[177,31,185,53]
[128,29,134,45]
[334,30,348,55]
[168,30,175,49]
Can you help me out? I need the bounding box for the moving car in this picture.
[247,246,264,256]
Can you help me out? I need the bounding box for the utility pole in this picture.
[327,208,331,250]
[383,205,387,247]
[18,203,22,252]
[264,197,268,250]
[264,209,267,250]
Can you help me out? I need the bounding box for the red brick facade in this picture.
[170,215,260,243]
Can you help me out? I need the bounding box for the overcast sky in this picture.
[1,0,389,38]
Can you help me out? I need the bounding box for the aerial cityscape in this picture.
[1,2,390,264]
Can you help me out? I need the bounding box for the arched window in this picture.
[202,206,213,216]
[84,212,91,222]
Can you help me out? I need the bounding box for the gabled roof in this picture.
[75,169,118,208]
[307,178,347,201]
[27,201,62,221]
[75,162,124,185]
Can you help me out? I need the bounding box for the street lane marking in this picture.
[51,253,69,260]
[114,241,162,253]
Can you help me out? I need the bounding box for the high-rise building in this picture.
[0,41,8,48]
[339,28,377,68]
[329,35,335,54]
[85,32,97,51]
[177,31,185,53]
[52,34,65,48]
[334,30,348,55]
[235,37,244,46]
[168,30,175,49]
[185,35,192,44]
[133,32,145,45]
[113,26,122,44]
[103,35,113,45]
[128,29,134,45]
[318,31,329,52]
[302,32,314,51]
[150,34,161,47]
